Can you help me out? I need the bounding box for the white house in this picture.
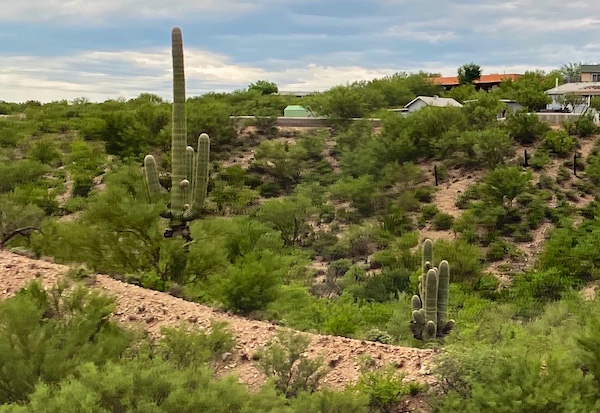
[545,82,600,113]
[402,96,462,113]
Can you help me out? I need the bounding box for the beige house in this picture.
[581,65,600,83]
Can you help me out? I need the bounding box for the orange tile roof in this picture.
[430,73,523,86]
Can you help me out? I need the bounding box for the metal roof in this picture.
[404,96,463,108]
[546,82,600,95]
[580,65,600,73]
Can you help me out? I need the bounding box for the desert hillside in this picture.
[4,72,600,412]
[0,249,436,391]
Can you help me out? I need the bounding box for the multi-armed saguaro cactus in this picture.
[409,238,456,341]
[144,27,210,242]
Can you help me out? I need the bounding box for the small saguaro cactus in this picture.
[144,27,210,242]
[409,238,456,341]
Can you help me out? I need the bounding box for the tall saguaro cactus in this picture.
[144,27,210,242]
[410,238,455,341]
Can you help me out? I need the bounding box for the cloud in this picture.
[3,0,600,102]
[477,17,600,33]
[0,47,401,102]
[386,26,460,43]
[0,0,287,23]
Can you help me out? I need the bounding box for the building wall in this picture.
[230,116,381,128]
[406,99,427,113]
[506,102,522,112]
[284,109,311,117]
[582,73,592,82]
[536,113,588,125]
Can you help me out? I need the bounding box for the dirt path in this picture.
[0,250,437,391]
[430,172,482,220]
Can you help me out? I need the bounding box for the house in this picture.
[430,73,522,91]
[463,98,522,118]
[500,99,522,113]
[581,65,600,83]
[276,91,313,98]
[545,82,600,113]
[402,96,462,113]
[283,105,313,117]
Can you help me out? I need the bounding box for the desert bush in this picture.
[0,160,50,193]
[433,239,482,282]
[354,364,420,413]
[486,239,509,262]
[432,212,454,230]
[254,196,314,246]
[529,148,552,170]
[504,110,549,144]
[481,166,532,208]
[543,129,577,156]
[366,329,393,344]
[435,346,597,413]
[214,251,287,314]
[0,280,132,404]
[574,113,598,137]
[27,137,62,165]
[381,204,413,236]
[158,322,235,368]
[345,267,412,303]
[255,330,328,398]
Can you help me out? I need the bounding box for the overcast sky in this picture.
[1,0,599,102]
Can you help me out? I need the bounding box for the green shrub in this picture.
[214,252,286,315]
[420,204,439,221]
[432,212,454,230]
[414,186,434,203]
[329,259,353,278]
[435,346,598,413]
[27,137,62,165]
[324,311,358,337]
[366,329,393,344]
[347,267,412,302]
[354,365,418,413]
[529,149,552,170]
[158,322,235,367]
[543,129,577,156]
[537,173,554,189]
[504,110,549,144]
[574,113,598,137]
[486,239,508,262]
[510,268,576,302]
[255,330,328,398]
[258,182,283,198]
[382,205,413,235]
[0,280,132,404]
[433,239,482,282]
[71,174,94,197]
[0,160,50,193]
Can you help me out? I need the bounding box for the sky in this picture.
[1,0,599,102]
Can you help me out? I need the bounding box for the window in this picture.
[593,73,600,82]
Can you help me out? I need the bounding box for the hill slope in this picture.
[0,249,436,391]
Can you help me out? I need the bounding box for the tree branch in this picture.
[0,227,41,248]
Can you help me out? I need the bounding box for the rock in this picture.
[419,366,431,376]
[328,355,343,368]
[221,352,233,362]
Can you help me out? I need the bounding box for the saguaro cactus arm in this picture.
[183,133,210,221]
[144,155,161,201]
